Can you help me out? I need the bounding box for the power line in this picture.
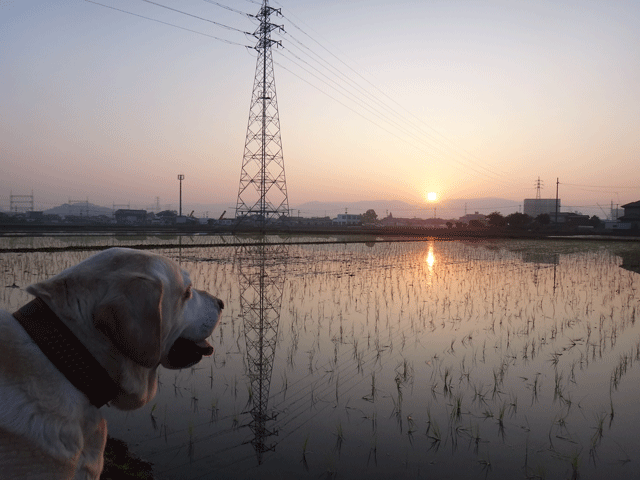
[273,3,513,183]
[84,0,251,47]
[85,0,523,188]
[84,0,527,191]
[201,0,251,17]
[273,59,410,150]
[274,44,516,186]
[185,0,520,186]
[561,182,638,190]
[140,0,250,34]
[269,14,516,186]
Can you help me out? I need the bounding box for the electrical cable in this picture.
[84,0,251,47]
[140,0,251,35]
[273,2,512,182]
[201,0,251,18]
[274,50,516,186]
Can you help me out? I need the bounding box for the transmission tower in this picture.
[236,239,288,463]
[235,0,289,228]
[534,177,544,199]
[9,191,34,214]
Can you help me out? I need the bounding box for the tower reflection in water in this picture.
[235,238,288,464]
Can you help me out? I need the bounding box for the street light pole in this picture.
[178,174,185,217]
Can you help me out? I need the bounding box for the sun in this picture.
[427,192,437,202]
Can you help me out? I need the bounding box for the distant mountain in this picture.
[29,198,523,220]
[292,198,521,219]
[44,203,114,218]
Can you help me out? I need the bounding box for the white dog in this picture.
[0,248,223,479]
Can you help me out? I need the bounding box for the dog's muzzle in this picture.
[165,298,224,370]
[165,337,214,369]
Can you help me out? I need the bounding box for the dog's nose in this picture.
[217,299,224,310]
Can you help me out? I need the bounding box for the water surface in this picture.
[2,237,640,479]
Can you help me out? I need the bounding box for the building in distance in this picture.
[458,211,487,225]
[523,199,560,218]
[333,214,362,226]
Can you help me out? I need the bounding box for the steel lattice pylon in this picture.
[235,0,289,227]
[236,239,288,463]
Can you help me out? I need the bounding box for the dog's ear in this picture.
[93,274,163,368]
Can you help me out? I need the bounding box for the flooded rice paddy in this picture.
[2,236,640,479]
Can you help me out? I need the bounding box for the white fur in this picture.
[0,248,223,479]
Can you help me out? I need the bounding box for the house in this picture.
[380,215,432,228]
[154,210,178,225]
[333,214,362,225]
[115,209,147,225]
[619,201,640,229]
[295,216,333,227]
[458,212,486,225]
[550,212,590,225]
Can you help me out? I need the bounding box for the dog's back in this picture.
[0,310,106,479]
[0,428,79,479]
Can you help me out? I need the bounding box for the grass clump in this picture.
[101,436,155,480]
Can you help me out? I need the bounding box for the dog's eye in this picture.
[183,285,192,301]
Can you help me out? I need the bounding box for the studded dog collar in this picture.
[13,298,121,408]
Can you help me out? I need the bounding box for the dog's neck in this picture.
[12,297,121,408]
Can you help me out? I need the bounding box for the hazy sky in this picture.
[1,0,639,216]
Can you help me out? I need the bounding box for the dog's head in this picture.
[26,247,223,410]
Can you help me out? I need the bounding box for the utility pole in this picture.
[611,200,614,221]
[555,178,559,224]
[178,174,185,217]
[236,0,289,229]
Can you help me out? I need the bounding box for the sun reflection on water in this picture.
[3,237,640,480]
[424,242,436,280]
[425,245,435,269]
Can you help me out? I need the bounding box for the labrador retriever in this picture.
[0,247,223,479]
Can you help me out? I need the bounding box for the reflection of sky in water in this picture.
[2,237,640,479]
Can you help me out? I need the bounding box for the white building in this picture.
[333,214,361,225]
[523,199,560,218]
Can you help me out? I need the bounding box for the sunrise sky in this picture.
[1,0,639,216]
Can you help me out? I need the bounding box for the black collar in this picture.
[13,298,121,408]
